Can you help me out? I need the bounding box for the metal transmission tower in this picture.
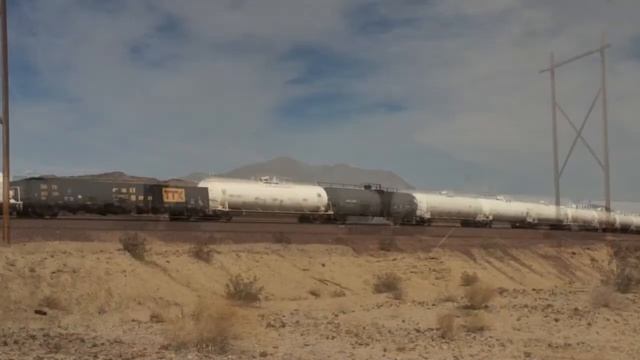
[539,35,612,213]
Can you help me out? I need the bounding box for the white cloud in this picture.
[9,0,640,201]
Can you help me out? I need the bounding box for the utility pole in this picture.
[1,0,10,245]
[549,52,560,209]
[539,36,612,217]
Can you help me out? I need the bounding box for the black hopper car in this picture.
[13,177,209,219]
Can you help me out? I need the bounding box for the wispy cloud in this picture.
[8,0,640,201]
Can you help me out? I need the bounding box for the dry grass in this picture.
[391,288,406,301]
[120,233,147,261]
[465,312,490,333]
[372,272,403,295]
[437,312,456,340]
[330,289,347,298]
[460,271,480,287]
[614,260,640,294]
[611,243,640,294]
[591,286,626,309]
[170,301,237,355]
[150,310,166,323]
[39,295,66,311]
[439,293,458,303]
[225,274,264,304]
[463,283,496,310]
[191,242,214,263]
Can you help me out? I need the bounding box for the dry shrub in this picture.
[460,271,479,287]
[273,232,292,244]
[225,274,264,304]
[391,288,406,301]
[39,295,66,311]
[611,242,640,294]
[437,312,456,340]
[170,301,237,355]
[308,288,322,298]
[591,286,626,309]
[379,237,400,252]
[465,312,490,333]
[464,283,496,310]
[372,272,403,294]
[439,293,458,303]
[614,259,640,294]
[150,310,166,323]
[120,233,147,261]
[330,289,347,298]
[191,242,214,263]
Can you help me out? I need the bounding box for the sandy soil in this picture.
[1,237,639,359]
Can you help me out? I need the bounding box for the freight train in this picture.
[7,175,639,234]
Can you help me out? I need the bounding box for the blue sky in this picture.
[6,0,640,200]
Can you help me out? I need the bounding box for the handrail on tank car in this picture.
[317,181,397,193]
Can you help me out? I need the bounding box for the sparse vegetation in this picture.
[611,242,640,294]
[460,271,480,287]
[464,282,496,310]
[439,293,458,303]
[170,302,236,355]
[465,312,490,333]
[391,288,406,301]
[150,310,166,323]
[614,260,640,294]
[378,237,400,252]
[437,312,456,340]
[120,233,147,261]
[591,286,625,309]
[191,242,214,263]
[39,295,65,311]
[308,288,322,298]
[372,272,403,295]
[225,274,264,304]
[330,289,347,298]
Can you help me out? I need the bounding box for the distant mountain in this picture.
[31,171,196,187]
[182,172,213,183]
[214,156,414,189]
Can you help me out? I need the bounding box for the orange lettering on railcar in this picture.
[162,188,186,203]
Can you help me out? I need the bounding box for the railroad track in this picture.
[6,217,638,240]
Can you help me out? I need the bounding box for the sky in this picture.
[7,0,640,201]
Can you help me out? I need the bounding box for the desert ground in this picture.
[1,230,639,359]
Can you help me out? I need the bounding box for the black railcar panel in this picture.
[144,185,209,218]
[389,192,418,224]
[324,187,383,218]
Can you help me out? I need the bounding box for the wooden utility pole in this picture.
[1,0,10,244]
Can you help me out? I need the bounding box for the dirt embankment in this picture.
[1,237,639,359]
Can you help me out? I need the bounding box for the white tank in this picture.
[526,202,563,225]
[413,193,490,223]
[570,208,600,229]
[482,198,529,224]
[198,177,330,214]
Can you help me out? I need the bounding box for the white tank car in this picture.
[413,192,491,225]
[198,177,330,215]
[568,208,602,230]
[525,202,564,226]
[480,198,529,226]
